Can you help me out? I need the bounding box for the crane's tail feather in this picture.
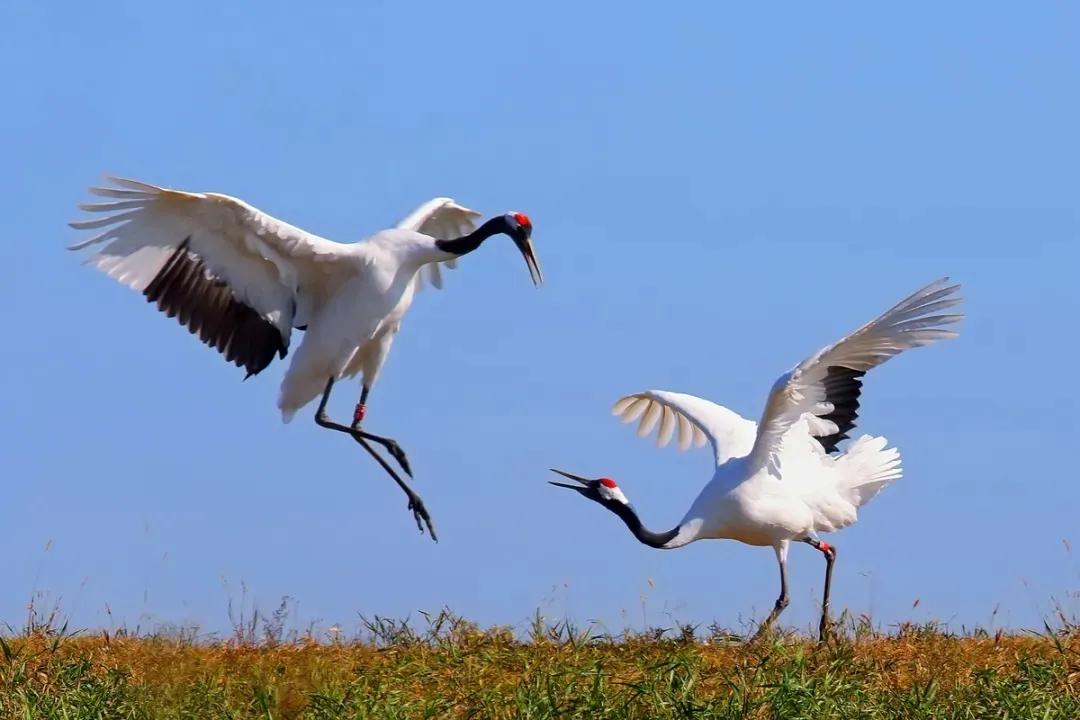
[835,435,902,507]
[278,371,331,424]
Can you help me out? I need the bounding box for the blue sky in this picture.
[2,1,1078,636]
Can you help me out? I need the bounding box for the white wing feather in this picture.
[612,390,758,467]
[749,278,963,473]
[395,197,481,292]
[68,176,351,342]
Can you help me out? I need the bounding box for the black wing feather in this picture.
[143,238,287,378]
[815,366,866,453]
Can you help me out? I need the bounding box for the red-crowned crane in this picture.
[69,176,543,540]
[550,279,961,640]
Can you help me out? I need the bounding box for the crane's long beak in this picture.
[514,235,544,287]
[548,468,590,493]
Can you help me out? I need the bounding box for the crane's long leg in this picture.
[314,379,436,541]
[346,385,411,475]
[752,541,790,641]
[313,380,412,476]
[805,538,837,641]
[351,386,370,428]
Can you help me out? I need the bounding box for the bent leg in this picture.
[315,380,412,477]
[314,379,434,540]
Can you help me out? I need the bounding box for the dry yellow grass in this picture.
[2,615,1078,718]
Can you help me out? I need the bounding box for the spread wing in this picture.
[612,390,759,467]
[395,197,481,291]
[68,176,351,377]
[748,278,963,474]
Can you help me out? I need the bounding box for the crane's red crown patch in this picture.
[512,212,531,227]
[599,478,618,489]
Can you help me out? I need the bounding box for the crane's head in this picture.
[548,469,632,510]
[504,212,543,287]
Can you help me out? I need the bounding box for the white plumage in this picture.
[552,278,962,639]
[70,176,542,539]
[69,177,480,419]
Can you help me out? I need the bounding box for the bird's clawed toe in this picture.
[749,622,776,643]
[407,497,438,543]
[386,441,413,477]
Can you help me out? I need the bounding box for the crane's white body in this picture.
[609,279,961,551]
[68,177,481,420]
[646,407,898,550]
[277,227,457,419]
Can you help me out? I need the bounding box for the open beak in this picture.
[514,234,544,287]
[548,468,590,494]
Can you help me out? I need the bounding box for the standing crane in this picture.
[549,278,961,640]
[69,176,543,540]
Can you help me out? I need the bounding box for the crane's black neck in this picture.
[434,216,512,257]
[607,501,681,549]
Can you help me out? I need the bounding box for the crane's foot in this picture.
[346,409,412,478]
[818,616,832,643]
[750,596,788,642]
[749,623,773,643]
[342,423,414,478]
[750,622,778,643]
[407,495,438,543]
[382,440,413,478]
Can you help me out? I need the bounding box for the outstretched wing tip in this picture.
[67,174,347,379]
[609,389,757,465]
[100,175,153,192]
[611,391,645,413]
[751,277,966,465]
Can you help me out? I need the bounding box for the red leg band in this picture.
[353,404,366,425]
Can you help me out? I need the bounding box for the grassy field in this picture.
[1,611,1077,719]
